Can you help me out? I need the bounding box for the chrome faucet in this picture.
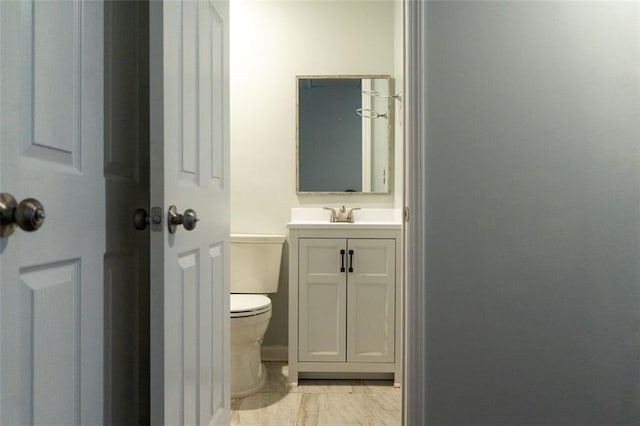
[323,206,360,223]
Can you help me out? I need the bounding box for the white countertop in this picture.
[287,208,403,229]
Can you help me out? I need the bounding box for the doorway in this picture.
[229,0,406,424]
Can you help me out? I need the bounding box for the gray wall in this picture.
[424,2,640,424]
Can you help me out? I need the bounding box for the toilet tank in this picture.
[230,234,285,294]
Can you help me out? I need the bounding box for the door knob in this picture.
[0,193,46,237]
[133,208,162,231]
[168,205,199,233]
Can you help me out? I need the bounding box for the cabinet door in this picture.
[347,239,396,363]
[299,239,347,362]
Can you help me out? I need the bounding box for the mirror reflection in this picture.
[297,75,393,194]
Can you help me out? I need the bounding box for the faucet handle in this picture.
[323,207,338,222]
[346,207,361,223]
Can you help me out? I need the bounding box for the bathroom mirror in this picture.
[296,75,393,194]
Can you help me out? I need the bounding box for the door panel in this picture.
[298,239,347,362]
[30,0,80,167]
[22,260,80,425]
[150,0,230,424]
[347,239,395,363]
[104,251,145,423]
[178,250,199,426]
[205,243,226,420]
[205,5,225,183]
[181,1,198,180]
[1,1,105,424]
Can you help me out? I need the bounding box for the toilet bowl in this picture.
[230,294,272,397]
[230,234,284,398]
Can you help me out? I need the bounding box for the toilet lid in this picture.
[230,294,271,318]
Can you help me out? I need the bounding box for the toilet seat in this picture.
[230,294,271,318]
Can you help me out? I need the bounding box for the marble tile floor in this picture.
[231,362,401,426]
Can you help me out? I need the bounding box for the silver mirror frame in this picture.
[296,74,394,196]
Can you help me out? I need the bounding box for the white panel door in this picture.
[0,1,105,424]
[347,239,395,363]
[298,239,347,362]
[150,0,230,424]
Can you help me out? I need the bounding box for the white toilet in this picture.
[230,234,285,398]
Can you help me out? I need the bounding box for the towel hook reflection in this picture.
[362,89,403,101]
[356,108,387,120]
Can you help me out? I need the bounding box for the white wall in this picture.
[230,0,402,349]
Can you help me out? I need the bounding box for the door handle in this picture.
[133,208,162,231]
[0,193,46,237]
[168,205,199,233]
[348,249,354,273]
[340,249,346,272]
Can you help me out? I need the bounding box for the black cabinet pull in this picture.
[340,249,346,272]
[348,249,354,273]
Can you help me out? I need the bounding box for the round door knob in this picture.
[168,205,199,233]
[133,208,150,231]
[133,208,163,231]
[0,193,46,237]
[15,198,46,232]
[182,209,199,231]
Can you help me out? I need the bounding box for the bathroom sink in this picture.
[287,208,402,229]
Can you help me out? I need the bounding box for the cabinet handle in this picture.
[348,249,354,273]
[340,249,346,272]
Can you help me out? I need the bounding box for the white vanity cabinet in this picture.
[288,224,401,386]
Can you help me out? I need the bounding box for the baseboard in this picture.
[261,345,288,361]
